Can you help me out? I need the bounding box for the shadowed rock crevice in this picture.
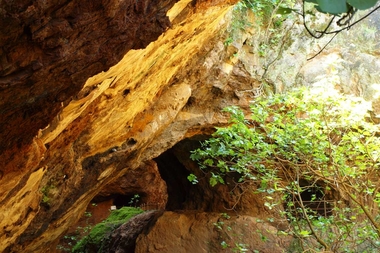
[155,137,274,214]
[95,160,168,210]
[154,148,193,211]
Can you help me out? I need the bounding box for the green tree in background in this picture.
[190,88,380,252]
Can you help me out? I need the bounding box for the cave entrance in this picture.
[113,193,146,209]
[92,192,147,210]
[154,148,192,211]
[286,179,333,217]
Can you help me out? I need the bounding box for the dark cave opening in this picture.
[154,148,193,211]
[113,193,146,209]
[154,135,252,213]
[93,192,147,209]
[286,180,333,217]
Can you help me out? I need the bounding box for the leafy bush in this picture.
[190,88,380,252]
[240,0,284,24]
[72,207,143,253]
[225,0,295,45]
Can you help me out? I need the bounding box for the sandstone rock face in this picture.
[97,160,168,210]
[87,10,380,253]
[57,160,167,251]
[2,0,380,252]
[135,211,291,253]
[0,0,175,156]
[1,1,243,252]
[0,0,176,250]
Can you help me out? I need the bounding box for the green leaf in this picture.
[347,0,378,9]
[299,230,311,237]
[210,173,224,187]
[276,7,296,14]
[187,174,198,184]
[210,177,218,187]
[221,241,229,249]
[264,202,274,210]
[277,231,289,236]
[204,158,214,166]
[316,0,348,14]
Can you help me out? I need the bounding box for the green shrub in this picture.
[72,207,143,253]
[190,88,380,252]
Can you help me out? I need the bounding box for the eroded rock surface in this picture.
[135,211,291,253]
[97,160,168,210]
[0,0,175,156]
[1,1,243,252]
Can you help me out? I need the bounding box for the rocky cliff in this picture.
[1,0,244,251]
[2,0,380,252]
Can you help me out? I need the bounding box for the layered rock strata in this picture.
[1,1,251,251]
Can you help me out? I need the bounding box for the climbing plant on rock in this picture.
[190,88,380,252]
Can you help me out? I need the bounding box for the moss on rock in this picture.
[72,207,143,253]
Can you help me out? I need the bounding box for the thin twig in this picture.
[307,32,338,60]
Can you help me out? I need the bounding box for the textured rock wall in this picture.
[0,0,174,251]
[3,0,380,252]
[97,160,168,209]
[240,9,380,105]
[1,1,246,252]
[1,2,176,250]
[101,9,380,253]
[0,0,174,156]
[135,211,291,253]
